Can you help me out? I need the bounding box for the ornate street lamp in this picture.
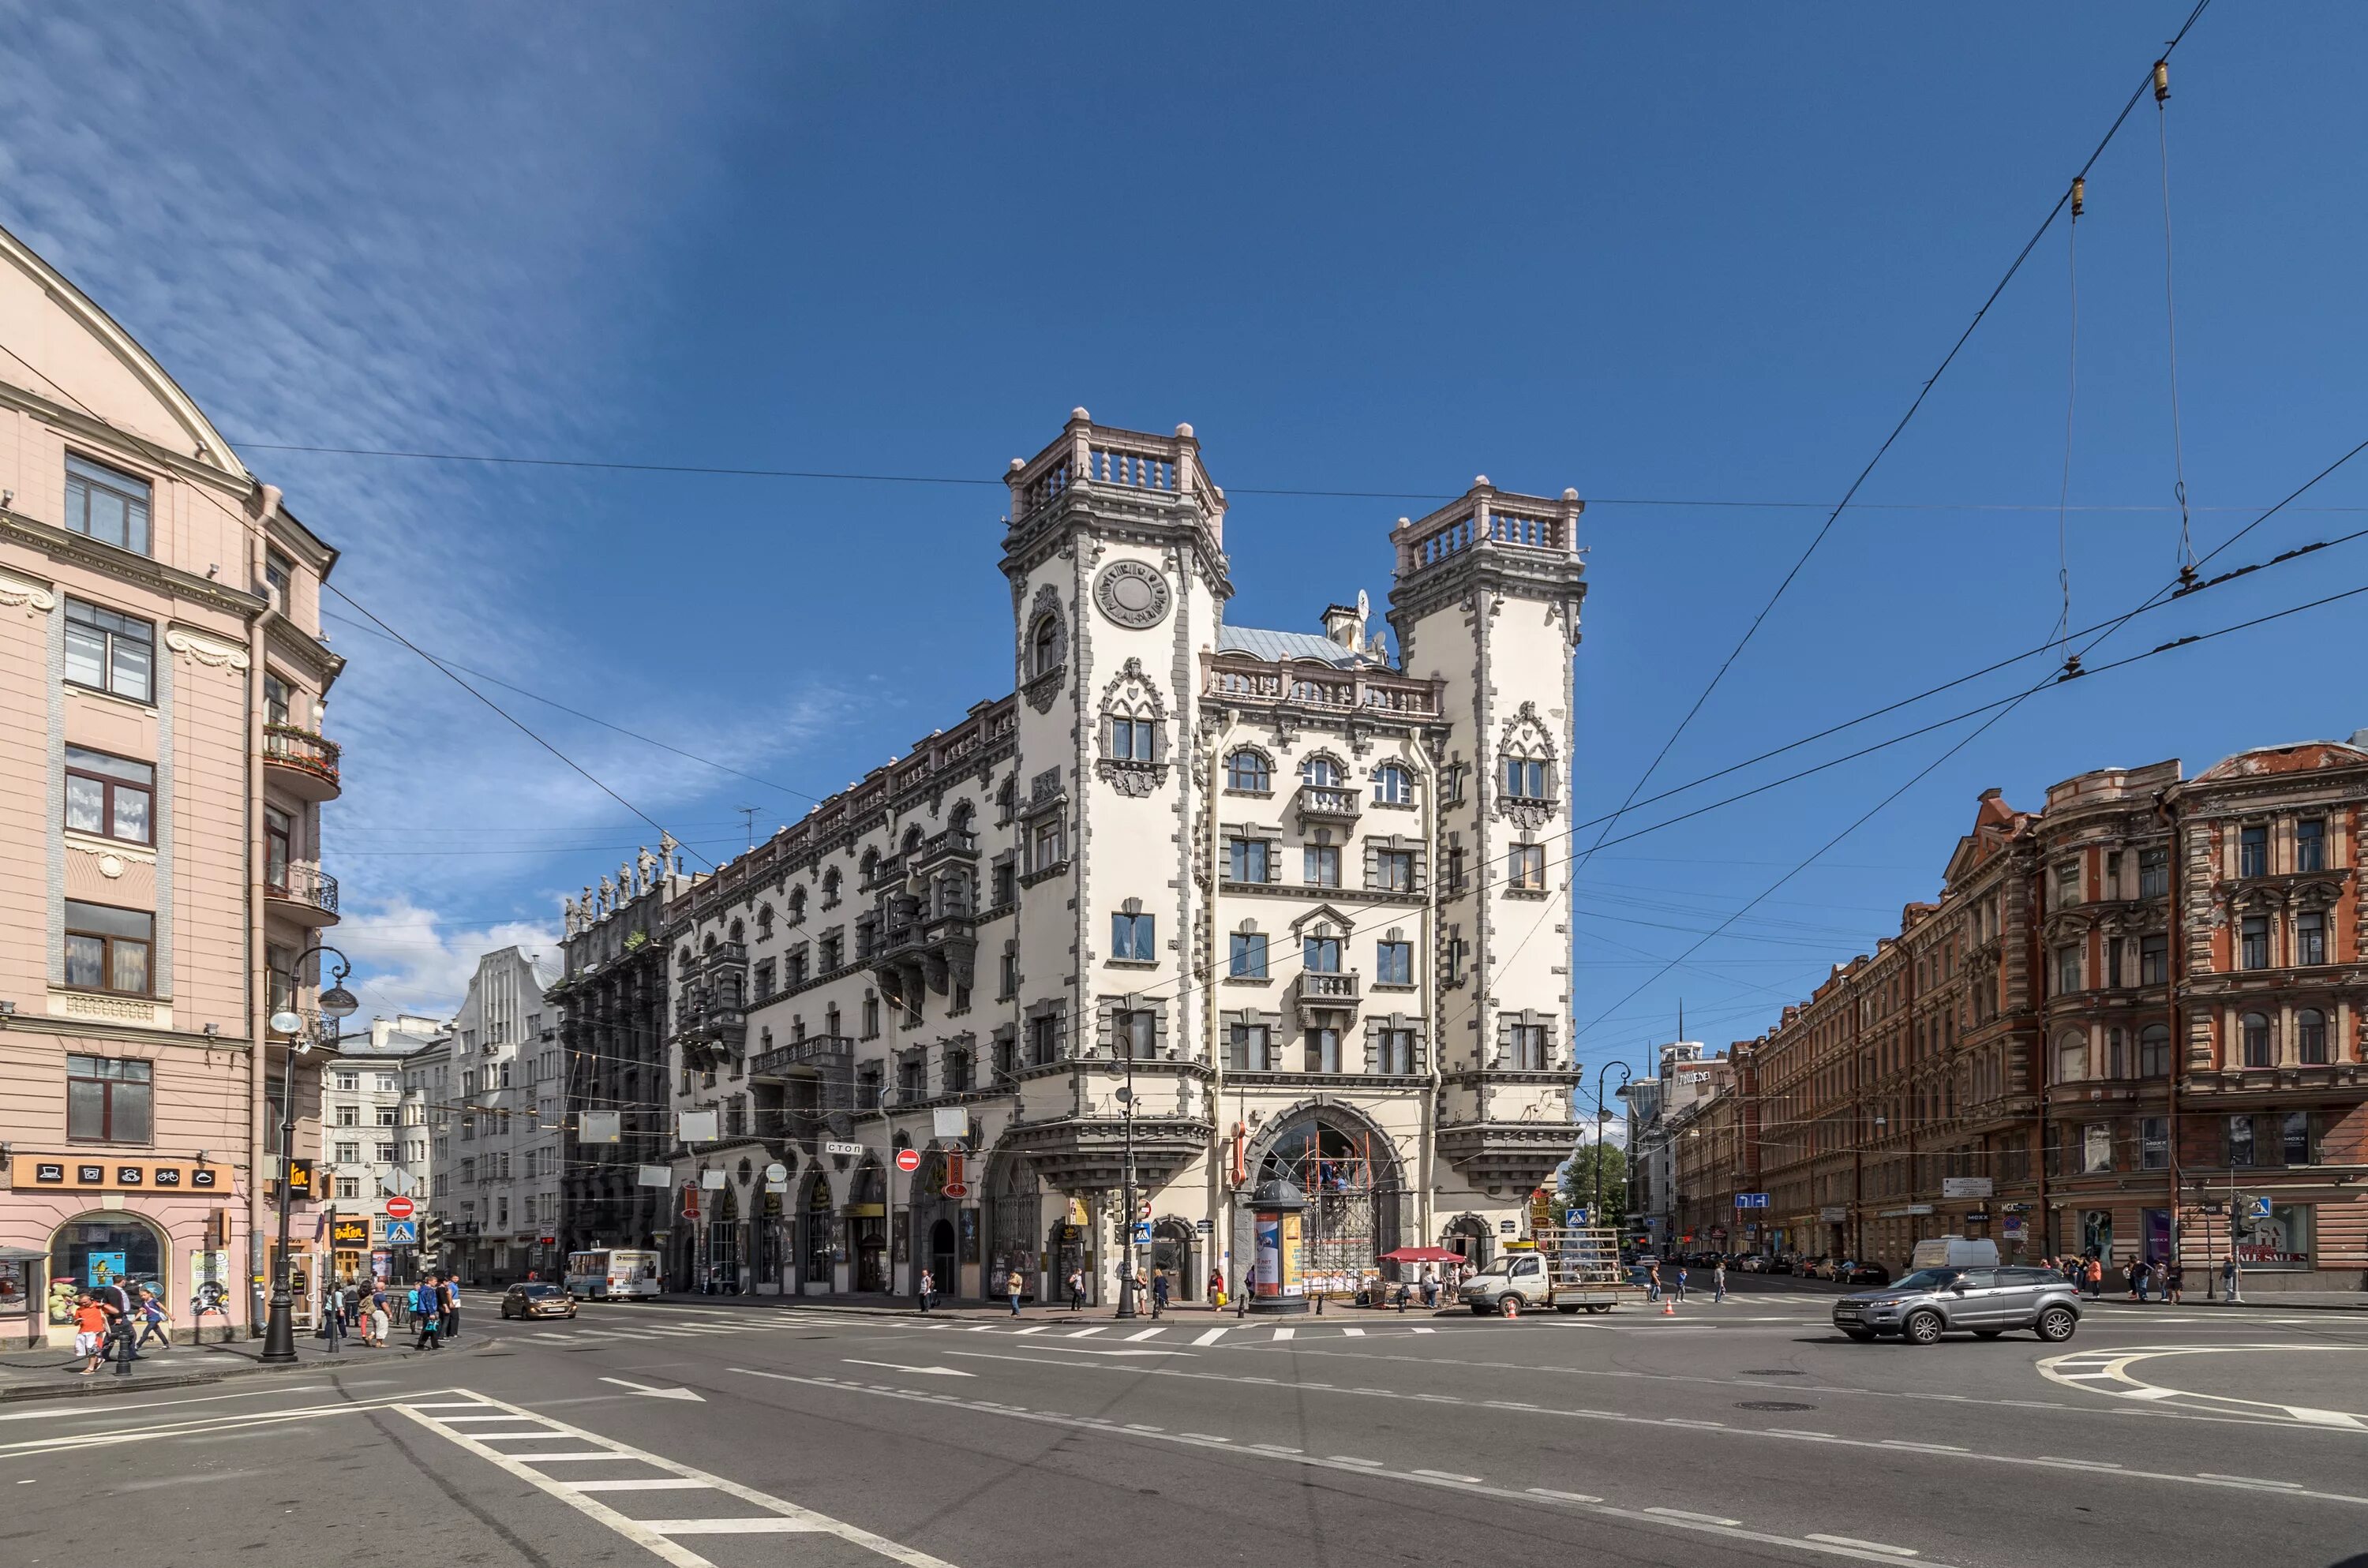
[1591,1061,1633,1230]
[260,945,357,1364]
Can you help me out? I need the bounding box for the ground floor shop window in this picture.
[49,1213,163,1320]
[2235,1204,2311,1270]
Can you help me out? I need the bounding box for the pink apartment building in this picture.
[0,222,345,1338]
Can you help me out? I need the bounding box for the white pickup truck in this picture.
[1457,1230,1638,1316]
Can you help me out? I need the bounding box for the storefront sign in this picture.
[1878,1204,1935,1218]
[13,1155,224,1192]
[1819,1206,1849,1222]
[1940,1177,1992,1199]
[329,1217,370,1249]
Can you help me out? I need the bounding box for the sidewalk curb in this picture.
[0,1335,493,1406]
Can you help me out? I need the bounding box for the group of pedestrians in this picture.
[2048,1252,2243,1304]
[69,1280,169,1374]
[409,1272,463,1349]
[1639,1259,1730,1304]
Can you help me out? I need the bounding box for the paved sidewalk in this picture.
[0,1327,486,1405]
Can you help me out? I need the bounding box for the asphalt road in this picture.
[8,1289,2366,1568]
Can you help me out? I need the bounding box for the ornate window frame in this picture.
[1095,657,1170,798]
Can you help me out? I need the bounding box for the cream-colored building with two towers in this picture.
[644,410,1585,1303]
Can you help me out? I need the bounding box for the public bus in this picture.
[565,1248,664,1300]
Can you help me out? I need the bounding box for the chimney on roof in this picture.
[1322,589,1373,653]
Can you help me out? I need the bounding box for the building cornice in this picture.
[0,503,268,619]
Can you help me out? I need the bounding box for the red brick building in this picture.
[1715,738,2368,1293]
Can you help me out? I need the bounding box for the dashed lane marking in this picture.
[395,1390,957,1567]
[742,1368,1966,1567]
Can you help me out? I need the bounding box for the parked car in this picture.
[1845,1261,1892,1287]
[1768,1256,1794,1275]
[500,1282,579,1320]
[1736,1255,1767,1273]
[1832,1265,2080,1345]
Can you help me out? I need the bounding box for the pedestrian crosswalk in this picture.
[499,1301,1831,1352]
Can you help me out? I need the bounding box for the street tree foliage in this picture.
[1557,1142,1628,1226]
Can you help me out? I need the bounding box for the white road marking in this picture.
[1272,1327,1295,1342]
[1066,1327,1107,1338]
[564,1478,717,1491]
[1808,1535,1919,1557]
[842,1360,973,1378]
[1191,1327,1228,1346]
[1339,1327,1366,1338]
[0,1383,335,1424]
[2198,1473,2300,1488]
[1414,1468,1483,1483]
[1528,1487,1604,1502]
[1650,1507,1744,1525]
[1411,1327,1434,1334]
[1330,1455,1384,1466]
[1014,1326,1051,1336]
[598,1377,706,1401]
[395,1391,958,1566]
[1125,1328,1166,1342]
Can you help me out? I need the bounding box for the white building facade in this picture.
[654,413,1587,1302]
[428,945,563,1285]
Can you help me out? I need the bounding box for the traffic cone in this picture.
[1662,1297,1676,1316]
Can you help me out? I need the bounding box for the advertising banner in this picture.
[2235,1204,2311,1269]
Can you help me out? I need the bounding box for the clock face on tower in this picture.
[1093,559,1171,629]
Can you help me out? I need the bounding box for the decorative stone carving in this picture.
[163,627,250,671]
[1092,559,1171,629]
[0,567,56,617]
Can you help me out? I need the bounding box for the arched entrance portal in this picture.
[801,1172,834,1292]
[928,1219,957,1298]
[1151,1218,1196,1300]
[1441,1214,1491,1271]
[985,1154,1043,1301]
[849,1162,889,1292]
[1253,1108,1404,1287]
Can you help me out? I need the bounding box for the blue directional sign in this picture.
[1733,1193,1771,1210]
[384,1219,418,1244]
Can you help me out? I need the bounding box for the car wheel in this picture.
[1842,1329,1875,1342]
[1585,1304,1610,1315]
[1973,1330,2004,1340]
[1499,1296,1521,1318]
[2035,1307,2078,1343]
[1903,1311,1943,1345]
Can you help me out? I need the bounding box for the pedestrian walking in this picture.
[2084,1256,2104,1300]
[1645,1262,1662,1302]
[1420,1267,1438,1308]
[1067,1267,1086,1313]
[1150,1270,1170,1318]
[1006,1267,1025,1316]
[2221,1256,2242,1304]
[411,1277,442,1350]
[1673,1264,1689,1303]
[440,1273,462,1342]
[2126,1258,2143,1301]
[1207,1267,1224,1309]
[2165,1259,2185,1304]
[369,1286,391,1348]
[132,1285,171,1351]
[916,1268,935,1314]
[1712,1260,1728,1304]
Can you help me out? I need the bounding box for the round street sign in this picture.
[764,1162,789,1184]
[942,1181,970,1199]
[894,1148,922,1173]
[384,1196,415,1221]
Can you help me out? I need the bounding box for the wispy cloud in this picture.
[0,4,843,1014]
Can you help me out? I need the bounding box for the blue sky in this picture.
[3,4,2363,1085]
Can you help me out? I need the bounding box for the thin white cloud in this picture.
[0,6,861,1009]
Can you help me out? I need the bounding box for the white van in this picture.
[1908,1237,2000,1270]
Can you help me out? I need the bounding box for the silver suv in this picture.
[1832,1265,2081,1345]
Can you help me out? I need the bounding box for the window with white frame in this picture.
[1372,763,1413,806]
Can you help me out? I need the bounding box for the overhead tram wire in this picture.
[223,439,2368,515]
[2055,176,2085,676]
[0,332,724,877]
[1561,0,2214,889]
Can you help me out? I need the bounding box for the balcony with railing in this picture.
[263,723,342,800]
[1294,969,1362,1026]
[1392,480,1585,581]
[1293,783,1362,825]
[266,863,340,926]
[1005,410,1225,537]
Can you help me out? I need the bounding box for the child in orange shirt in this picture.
[73,1291,113,1374]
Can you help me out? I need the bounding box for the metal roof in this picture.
[1217,624,1381,668]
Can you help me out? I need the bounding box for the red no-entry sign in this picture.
[384,1196,415,1220]
[894,1148,922,1173]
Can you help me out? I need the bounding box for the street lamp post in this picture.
[260,944,358,1365]
[1113,1046,1140,1320]
[1591,1061,1633,1229]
